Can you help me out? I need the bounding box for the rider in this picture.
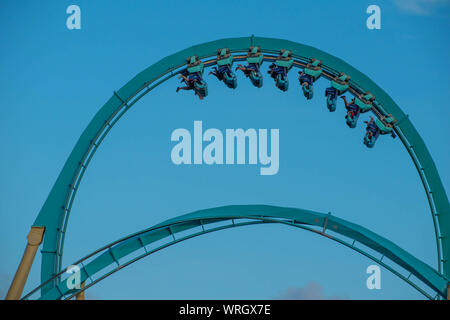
[325,72,350,112]
[267,49,292,91]
[298,70,313,99]
[209,48,237,89]
[209,67,226,81]
[363,117,379,148]
[298,59,321,100]
[340,95,361,128]
[235,63,260,78]
[235,46,263,88]
[176,56,207,100]
[363,114,396,148]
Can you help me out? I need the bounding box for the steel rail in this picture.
[28,37,448,295]
[24,206,449,300]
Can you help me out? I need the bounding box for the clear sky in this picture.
[0,0,449,300]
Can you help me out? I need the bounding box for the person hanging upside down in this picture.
[268,63,286,80]
[298,71,313,99]
[235,63,263,88]
[209,65,232,82]
[325,72,350,112]
[209,67,223,80]
[363,115,396,148]
[210,65,237,89]
[236,63,260,79]
[363,117,379,147]
[176,72,205,100]
[176,74,195,92]
[267,63,289,91]
[267,49,292,91]
[235,46,264,88]
[340,95,361,128]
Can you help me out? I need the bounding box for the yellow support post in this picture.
[5,226,45,300]
[75,282,85,300]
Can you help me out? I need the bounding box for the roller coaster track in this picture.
[23,206,450,300]
[20,36,448,298]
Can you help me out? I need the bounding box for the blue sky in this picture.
[0,0,449,299]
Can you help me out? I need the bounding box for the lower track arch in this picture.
[22,205,449,300]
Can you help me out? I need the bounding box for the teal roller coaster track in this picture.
[17,36,449,299]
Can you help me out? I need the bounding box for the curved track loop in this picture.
[25,205,449,300]
[31,37,449,293]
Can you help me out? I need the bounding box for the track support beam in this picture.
[5,226,45,300]
[75,282,85,300]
